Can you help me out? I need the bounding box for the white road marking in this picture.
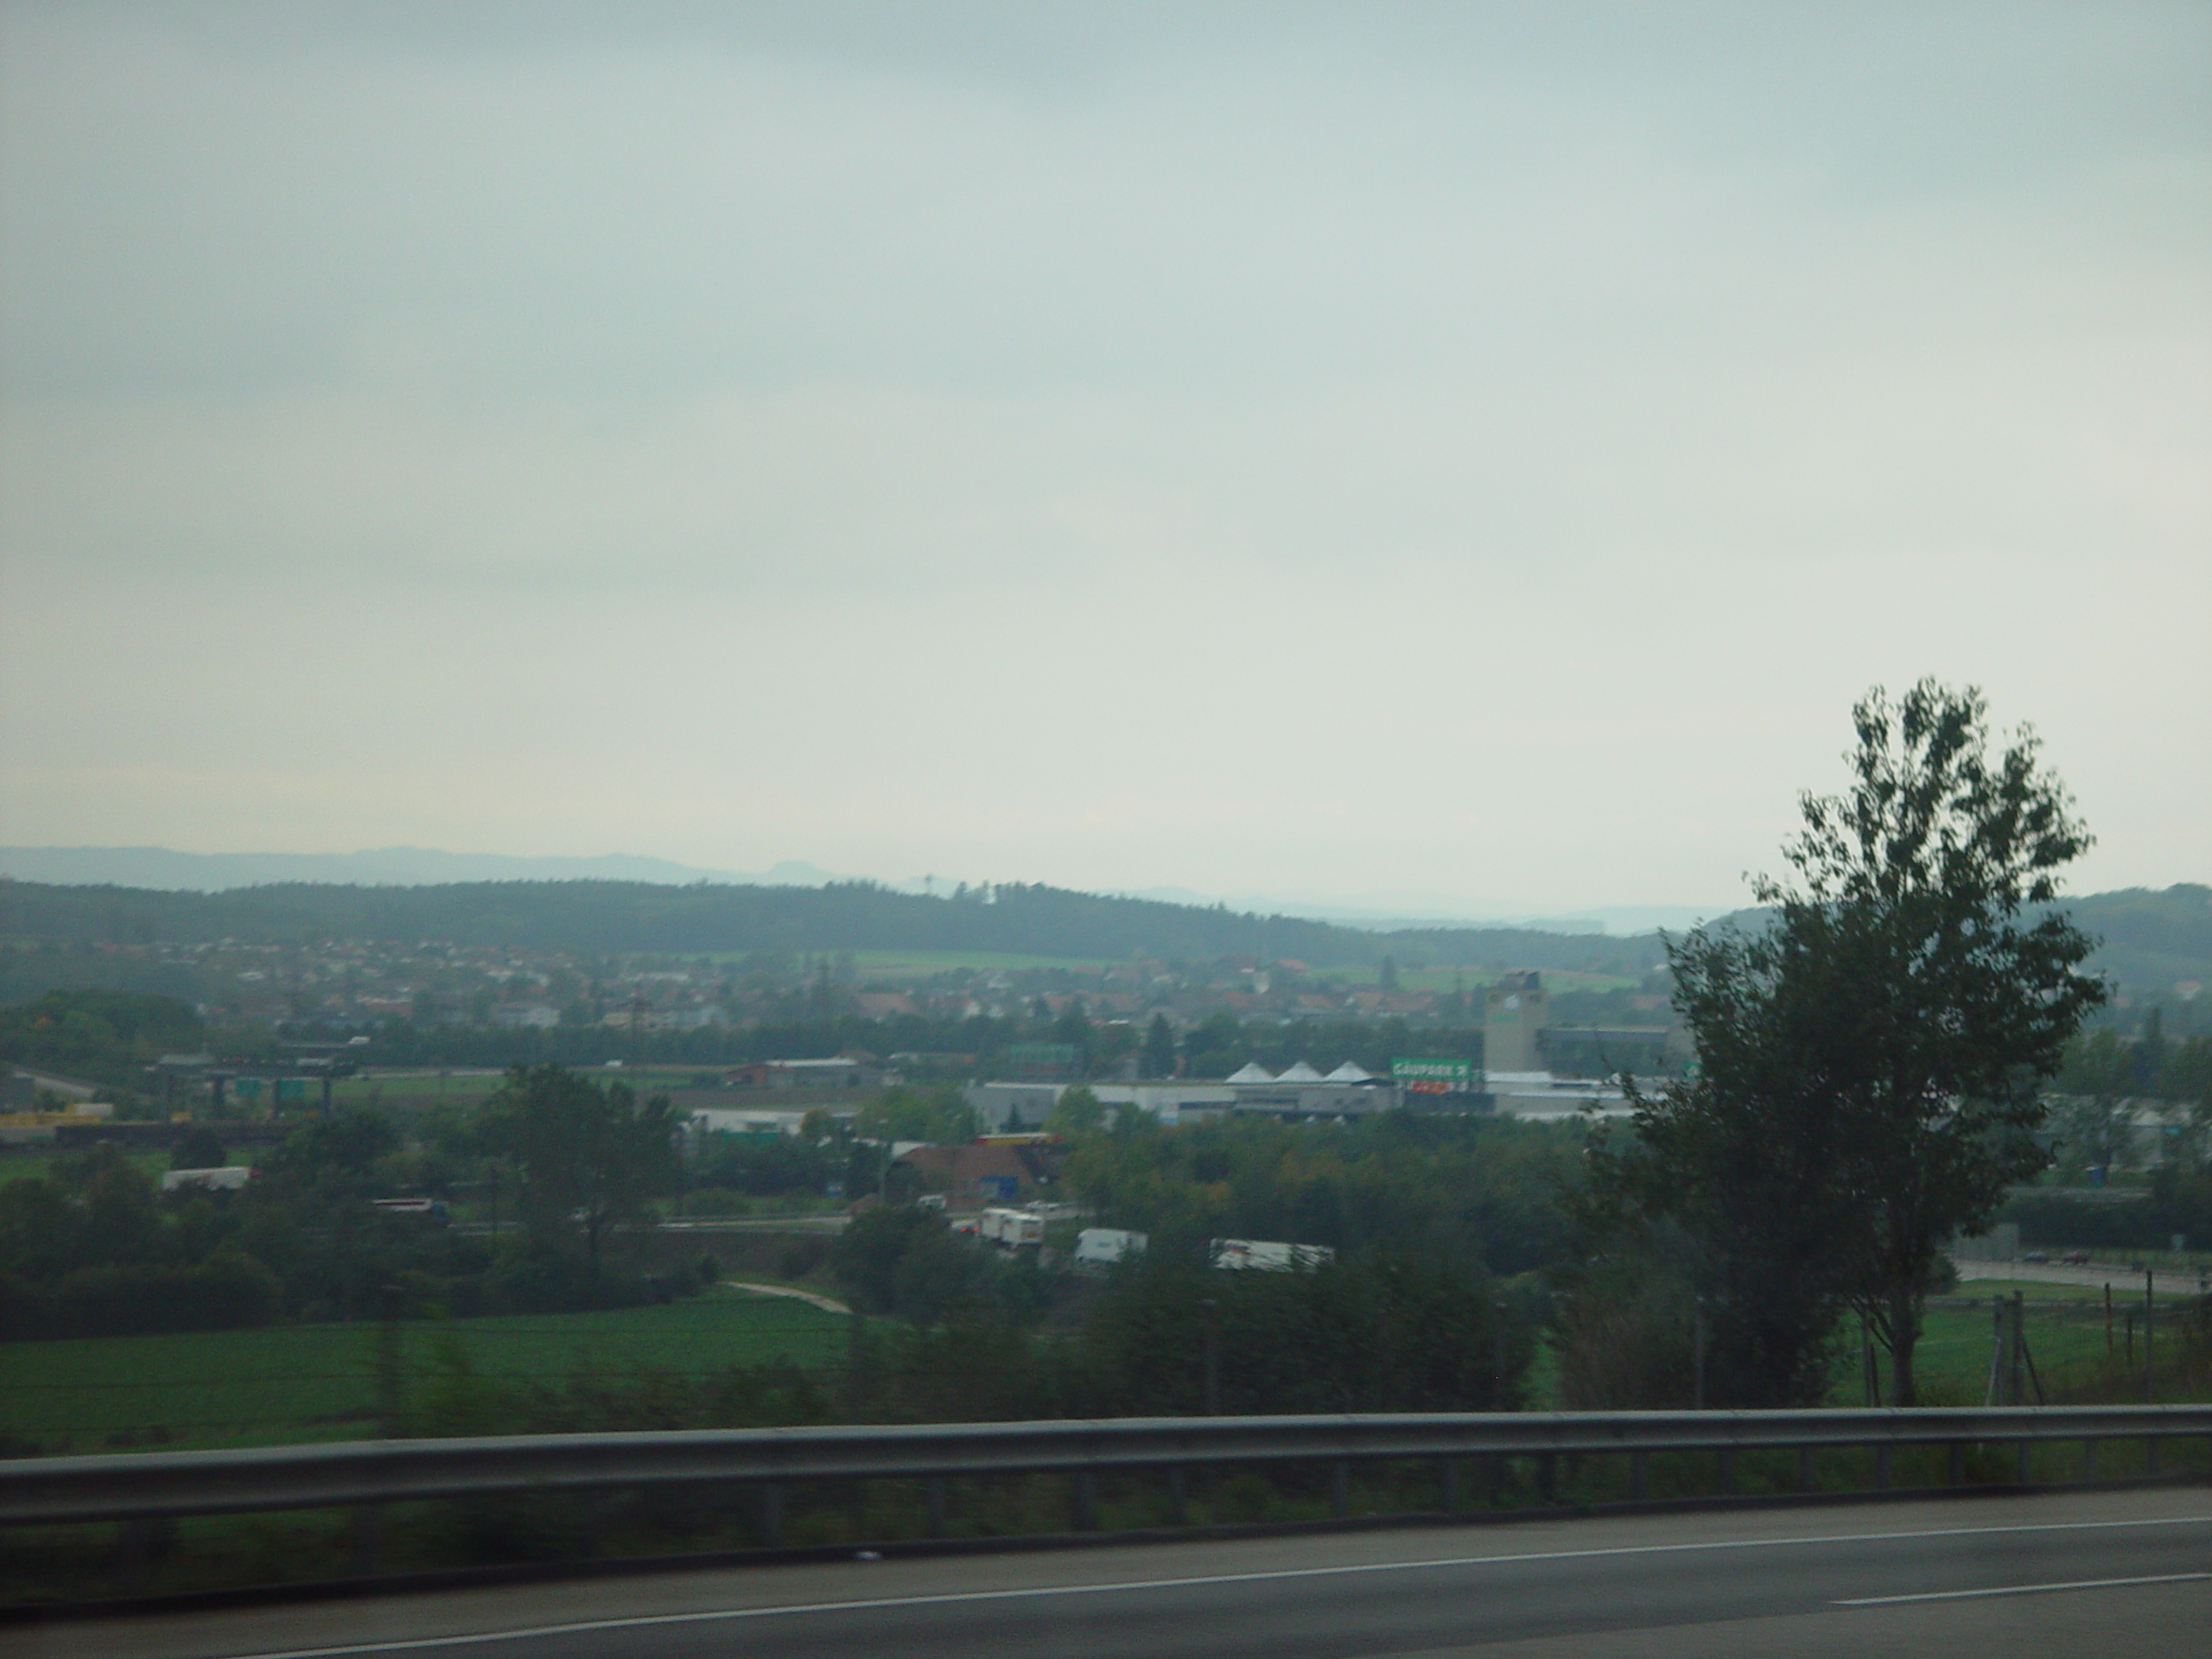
[1837,1570,2211,1605]
[218,1513,2212,1658]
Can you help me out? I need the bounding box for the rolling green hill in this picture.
[0,878,1672,976]
[0,878,2202,997]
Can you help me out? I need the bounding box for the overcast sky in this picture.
[2,2,2206,914]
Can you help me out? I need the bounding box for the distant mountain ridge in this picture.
[0,845,837,891]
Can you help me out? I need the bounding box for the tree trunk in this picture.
[1887,1287,1920,1405]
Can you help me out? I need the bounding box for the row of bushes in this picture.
[0,1253,281,1339]
[2003,1169,2212,1251]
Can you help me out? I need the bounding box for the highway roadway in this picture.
[23,1486,2209,1659]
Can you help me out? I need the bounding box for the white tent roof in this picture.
[1275,1060,1324,1082]
[1324,1062,1373,1083]
[1225,1062,1275,1083]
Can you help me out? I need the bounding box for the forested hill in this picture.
[3,879,2201,989]
[0,878,1670,975]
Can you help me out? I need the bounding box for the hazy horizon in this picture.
[4,3,2207,912]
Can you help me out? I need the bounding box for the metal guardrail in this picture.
[3,1406,2209,1529]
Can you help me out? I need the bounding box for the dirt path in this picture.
[719,1279,852,1316]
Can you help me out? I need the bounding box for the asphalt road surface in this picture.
[26,1487,2210,1659]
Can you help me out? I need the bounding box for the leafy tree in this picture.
[828,1206,996,1320]
[1621,682,2104,1403]
[2133,1007,2167,1092]
[0,988,202,1093]
[1052,1001,1094,1074]
[262,1110,401,1195]
[475,1065,682,1267]
[1141,1014,1178,1079]
[1046,1084,1107,1137]
[693,1131,832,1197]
[853,1084,977,1146]
[1072,1249,1529,1415]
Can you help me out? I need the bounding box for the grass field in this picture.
[1840,1289,2194,1404]
[0,1147,183,1184]
[0,1287,848,1455]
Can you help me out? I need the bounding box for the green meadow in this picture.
[0,1287,847,1455]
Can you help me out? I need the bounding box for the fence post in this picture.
[1985,1296,2005,1405]
[356,1282,402,1578]
[375,1285,404,1436]
[846,1309,866,1417]
[2144,1268,2155,1406]
[2009,1294,2025,1408]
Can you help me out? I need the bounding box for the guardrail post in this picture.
[2146,1434,2161,1476]
[757,1481,783,1548]
[1715,1447,1734,1497]
[351,1503,383,1576]
[1948,1440,1966,1486]
[1440,1457,1460,1513]
[925,1476,947,1539]
[1798,1446,1815,1492]
[1874,1443,1891,1490]
[1074,1470,1098,1531]
[2082,1439,2098,1480]
[1329,1459,1350,1518]
[113,1518,168,1597]
[1630,1450,1649,1502]
[2015,1440,2031,1485]
[1537,1452,1557,1503]
[1167,1464,1187,1524]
